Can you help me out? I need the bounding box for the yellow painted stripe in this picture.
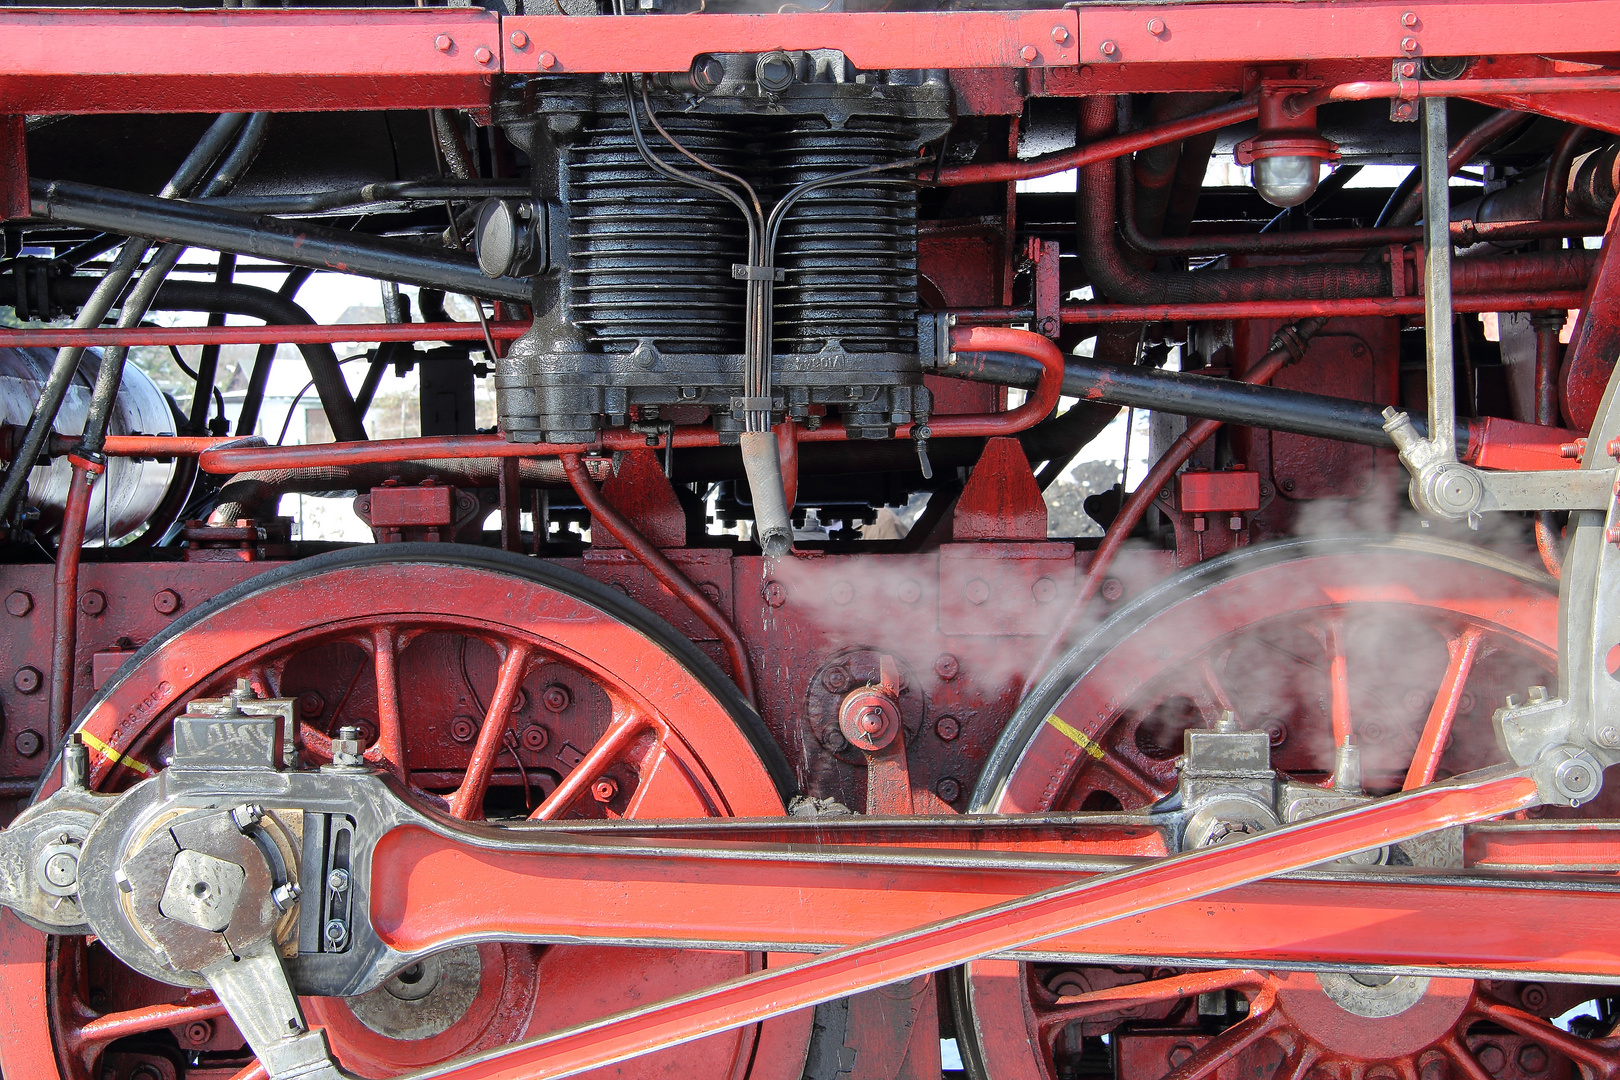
[79,730,153,775]
[1045,714,1106,760]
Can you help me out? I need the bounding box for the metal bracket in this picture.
[1391,58,1421,121]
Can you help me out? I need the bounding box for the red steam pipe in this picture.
[1023,323,1323,694]
[936,97,1258,187]
[0,320,528,349]
[48,460,96,747]
[194,326,1066,473]
[560,453,757,708]
[1286,76,1620,117]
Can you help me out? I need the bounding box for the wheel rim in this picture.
[4,544,806,1080]
[957,537,1614,1080]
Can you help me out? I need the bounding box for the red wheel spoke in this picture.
[1475,1000,1620,1077]
[1404,627,1485,790]
[529,708,653,820]
[1442,1035,1498,1080]
[227,1060,267,1080]
[1276,1041,1322,1080]
[1328,616,1352,753]
[66,995,225,1052]
[1038,969,1266,1031]
[1199,657,1239,716]
[366,625,406,781]
[623,738,718,818]
[450,642,535,820]
[1159,1004,1281,1080]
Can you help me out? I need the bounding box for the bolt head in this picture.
[936,777,961,802]
[1020,44,1040,62]
[965,578,990,605]
[539,50,559,70]
[897,579,921,604]
[43,850,78,887]
[1032,575,1058,603]
[79,590,105,616]
[509,29,530,48]
[1050,25,1070,44]
[152,589,181,615]
[1400,61,1418,76]
[521,724,550,752]
[1401,10,1419,26]
[763,580,787,608]
[831,581,854,605]
[1401,35,1419,52]
[1146,16,1166,34]
[934,654,960,681]
[5,591,31,617]
[1601,726,1620,748]
[474,46,494,64]
[1519,1045,1549,1074]
[13,666,40,694]
[1099,578,1126,603]
[1099,39,1118,56]
[435,34,454,52]
[591,777,618,802]
[935,715,961,741]
[14,730,41,757]
[450,716,477,743]
[184,1020,214,1045]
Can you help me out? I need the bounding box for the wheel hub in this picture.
[1274,971,1473,1058]
[349,946,483,1040]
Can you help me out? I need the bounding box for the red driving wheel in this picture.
[0,545,808,1080]
[955,537,1618,1080]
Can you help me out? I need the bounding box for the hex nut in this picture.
[541,685,571,713]
[935,715,961,742]
[936,777,961,802]
[79,590,106,616]
[152,589,181,615]
[521,725,550,752]
[934,654,960,681]
[13,666,40,694]
[327,868,351,893]
[5,591,31,617]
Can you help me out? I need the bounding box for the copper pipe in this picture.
[195,326,1068,475]
[1286,76,1620,116]
[1024,322,1324,695]
[48,462,95,746]
[936,97,1257,187]
[561,453,758,708]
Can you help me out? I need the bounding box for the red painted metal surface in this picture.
[503,11,1078,74]
[0,8,502,114]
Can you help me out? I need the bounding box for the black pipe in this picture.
[32,273,367,443]
[936,349,1461,455]
[27,179,531,304]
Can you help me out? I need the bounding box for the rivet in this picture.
[509,29,530,48]
[435,34,454,52]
